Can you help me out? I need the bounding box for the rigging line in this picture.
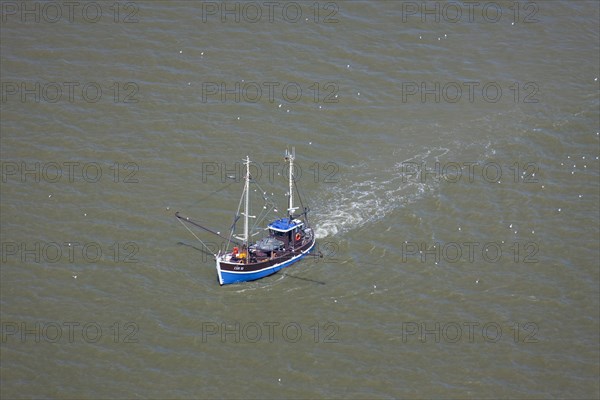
[250,180,280,231]
[254,204,274,231]
[229,215,240,233]
[177,241,214,258]
[255,199,278,227]
[250,210,265,232]
[292,175,308,223]
[226,181,247,251]
[176,212,242,245]
[251,199,272,229]
[193,179,237,205]
[254,181,279,209]
[254,182,275,204]
[293,177,304,210]
[177,216,217,258]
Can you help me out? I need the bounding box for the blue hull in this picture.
[217,242,315,285]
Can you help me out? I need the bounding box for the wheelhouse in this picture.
[268,218,305,247]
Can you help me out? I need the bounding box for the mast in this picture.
[243,156,250,246]
[285,147,297,219]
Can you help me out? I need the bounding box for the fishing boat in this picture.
[176,148,316,285]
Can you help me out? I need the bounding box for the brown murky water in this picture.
[1,1,599,398]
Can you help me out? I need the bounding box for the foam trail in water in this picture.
[313,148,450,238]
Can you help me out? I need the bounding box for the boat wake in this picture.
[312,147,451,238]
